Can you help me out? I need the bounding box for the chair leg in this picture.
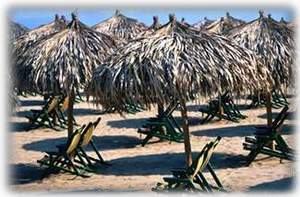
[90,140,105,163]
[195,174,209,192]
[198,172,213,192]
[78,147,93,166]
[207,163,223,189]
[141,134,153,146]
[245,147,261,166]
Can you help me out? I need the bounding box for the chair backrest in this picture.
[61,96,69,112]
[188,136,221,179]
[163,100,179,117]
[46,96,60,113]
[65,125,85,155]
[272,106,289,130]
[80,117,101,147]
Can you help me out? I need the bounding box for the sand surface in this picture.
[8,95,296,193]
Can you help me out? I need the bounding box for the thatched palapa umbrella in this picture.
[9,21,29,40]
[92,9,147,43]
[229,11,294,92]
[18,13,116,137]
[12,14,68,93]
[88,14,272,166]
[228,10,295,141]
[206,12,245,35]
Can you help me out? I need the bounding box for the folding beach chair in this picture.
[243,105,294,166]
[73,117,110,170]
[248,89,288,109]
[272,89,289,107]
[123,98,146,114]
[199,91,245,124]
[153,136,225,192]
[37,126,89,177]
[26,95,63,130]
[137,100,184,146]
[103,99,145,114]
[56,95,78,128]
[221,92,246,120]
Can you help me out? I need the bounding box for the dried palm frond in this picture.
[206,12,245,35]
[9,21,29,40]
[193,17,214,30]
[92,9,148,44]
[88,14,272,112]
[228,10,295,88]
[13,13,117,95]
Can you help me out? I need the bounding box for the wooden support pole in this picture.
[266,91,274,150]
[157,102,164,118]
[179,99,193,167]
[67,90,75,139]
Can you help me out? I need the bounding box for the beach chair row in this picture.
[153,106,293,192]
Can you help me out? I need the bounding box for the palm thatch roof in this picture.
[287,20,295,30]
[12,14,67,50]
[12,15,68,83]
[136,16,162,38]
[193,17,214,30]
[149,15,161,30]
[279,17,295,32]
[228,10,295,88]
[280,17,289,25]
[13,13,117,95]
[87,14,271,112]
[206,12,245,35]
[10,21,29,40]
[92,10,148,43]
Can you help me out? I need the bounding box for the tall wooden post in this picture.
[179,98,193,167]
[67,90,75,139]
[157,102,164,117]
[265,91,274,150]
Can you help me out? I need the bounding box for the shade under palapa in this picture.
[88,15,272,166]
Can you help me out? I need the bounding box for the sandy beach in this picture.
[8,95,296,193]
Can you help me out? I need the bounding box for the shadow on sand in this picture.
[88,152,246,176]
[192,124,295,138]
[10,163,45,185]
[258,111,296,121]
[19,99,45,107]
[185,102,251,113]
[23,135,142,153]
[9,122,32,132]
[73,108,107,116]
[106,116,203,129]
[248,177,294,192]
